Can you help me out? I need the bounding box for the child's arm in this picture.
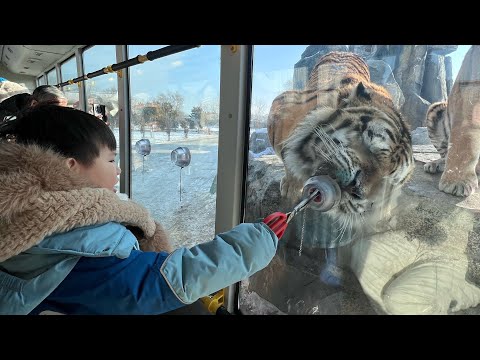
[32,222,278,315]
[160,222,278,304]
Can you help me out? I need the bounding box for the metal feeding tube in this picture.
[301,175,341,212]
[297,175,341,256]
[263,175,341,241]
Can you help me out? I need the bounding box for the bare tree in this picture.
[251,97,269,129]
[141,106,158,139]
[189,106,202,131]
[200,97,219,134]
[103,86,117,96]
[155,91,184,141]
[180,117,190,138]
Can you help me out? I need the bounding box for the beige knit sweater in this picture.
[0,142,172,262]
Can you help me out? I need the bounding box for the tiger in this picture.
[423,45,480,197]
[424,101,450,175]
[267,51,414,225]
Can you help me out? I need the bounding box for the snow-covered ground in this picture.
[113,129,220,249]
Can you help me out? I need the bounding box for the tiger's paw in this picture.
[439,170,478,197]
[424,158,445,174]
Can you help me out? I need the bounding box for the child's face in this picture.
[70,146,121,192]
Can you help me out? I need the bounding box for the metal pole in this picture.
[57,45,200,88]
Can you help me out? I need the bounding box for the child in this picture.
[0,105,278,315]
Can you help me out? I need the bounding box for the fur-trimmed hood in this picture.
[0,143,91,222]
[0,142,171,262]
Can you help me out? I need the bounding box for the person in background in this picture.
[0,78,30,122]
[1,85,69,123]
[30,85,68,107]
[0,77,29,103]
[0,93,31,122]
[0,105,279,315]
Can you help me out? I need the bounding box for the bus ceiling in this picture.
[0,45,81,76]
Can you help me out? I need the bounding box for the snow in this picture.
[113,129,219,249]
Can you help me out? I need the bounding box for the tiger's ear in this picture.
[356,82,371,100]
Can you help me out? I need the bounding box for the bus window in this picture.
[83,45,120,189]
[37,75,46,86]
[128,45,220,249]
[46,68,57,86]
[240,45,480,315]
[60,56,79,108]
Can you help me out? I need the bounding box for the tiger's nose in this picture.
[345,170,365,199]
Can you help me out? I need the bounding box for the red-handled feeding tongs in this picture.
[263,189,320,239]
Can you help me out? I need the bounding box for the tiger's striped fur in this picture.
[267,51,414,226]
[268,52,374,156]
[424,101,449,174]
[424,45,480,197]
[307,51,371,91]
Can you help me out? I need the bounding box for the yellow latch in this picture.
[200,289,225,314]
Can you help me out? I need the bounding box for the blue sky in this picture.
[87,45,471,115]
[451,45,471,78]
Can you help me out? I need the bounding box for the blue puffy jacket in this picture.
[0,221,278,315]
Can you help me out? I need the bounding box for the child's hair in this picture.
[0,104,116,166]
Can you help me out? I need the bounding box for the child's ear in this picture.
[66,158,80,172]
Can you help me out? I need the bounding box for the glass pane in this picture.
[128,45,220,248]
[60,56,79,108]
[37,75,46,86]
[46,68,57,86]
[241,45,480,315]
[83,45,120,190]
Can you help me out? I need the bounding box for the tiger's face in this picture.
[282,104,414,218]
[267,52,414,235]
